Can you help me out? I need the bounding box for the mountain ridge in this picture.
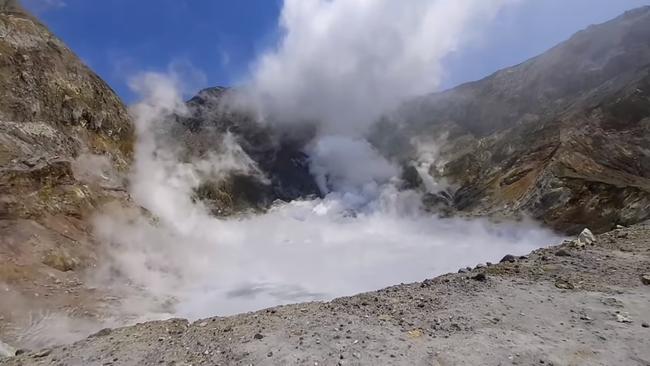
[366,5,650,233]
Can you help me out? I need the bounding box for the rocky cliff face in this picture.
[0,3,133,217]
[172,87,321,215]
[0,3,133,342]
[374,6,650,234]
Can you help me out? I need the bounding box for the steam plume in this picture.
[89,0,559,325]
[244,0,516,135]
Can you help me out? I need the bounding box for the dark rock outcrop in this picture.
[172,87,321,214]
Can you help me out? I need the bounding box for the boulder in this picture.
[577,228,596,247]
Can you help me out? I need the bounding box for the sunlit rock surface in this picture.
[0,3,134,344]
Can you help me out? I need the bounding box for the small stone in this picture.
[616,225,625,230]
[253,333,264,340]
[34,349,51,358]
[616,313,632,323]
[555,279,574,290]
[576,228,596,247]
[641,322,649,328]
[616,232,629,239]
[458,268,469,274]
[90,328,112,338]
[486,262,493,267]
[641,274,650,286]
[500,255,516,263]
[471,273,487,282]
[267,352,273,357]
[555,249,571,257]
[475,263,486,269]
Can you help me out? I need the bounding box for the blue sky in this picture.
[25,0,650,103]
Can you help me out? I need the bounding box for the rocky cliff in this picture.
[171,87,321,215]
[0,2,133,343]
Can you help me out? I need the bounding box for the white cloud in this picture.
[241,0,518,136]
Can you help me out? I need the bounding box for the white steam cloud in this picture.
[244,0,516,135]
[86,0,560,327]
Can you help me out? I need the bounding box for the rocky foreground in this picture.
[1,223,648,366]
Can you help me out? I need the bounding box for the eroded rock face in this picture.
[0,5,134,218]
[0,4,134,342]
[376,6,650,234]
[172,87,321,215]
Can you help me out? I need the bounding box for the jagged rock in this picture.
[171,87,321,213]
[500,255,516,263]
[615,313,633,323]
[33,349,51,358]
[577,228,596,247]
[641,274,650,285]
[471,273,487,282]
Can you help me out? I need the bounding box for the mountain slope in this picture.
[376,6,650,233]
[0,3,134,345]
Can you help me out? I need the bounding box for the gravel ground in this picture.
[2,223,650,366]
